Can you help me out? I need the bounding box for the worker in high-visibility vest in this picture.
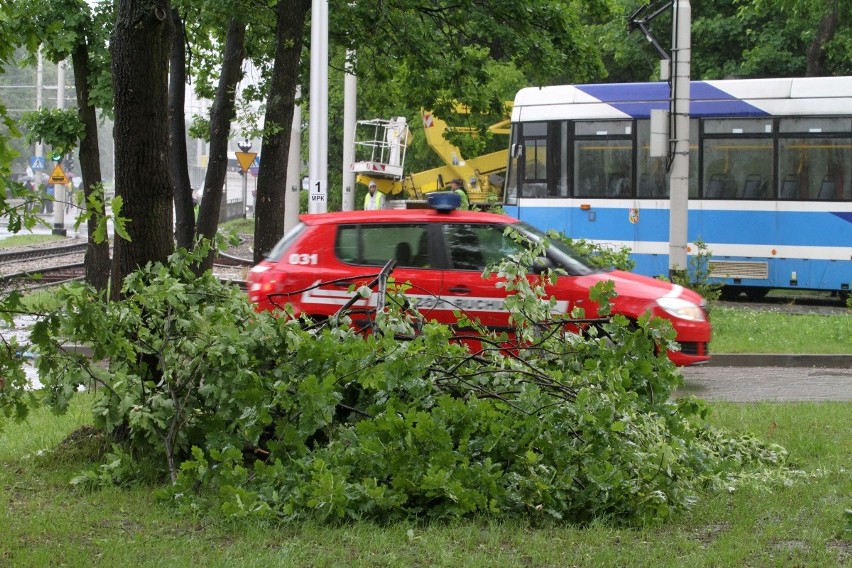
[363,181,385,210]
[449,178,469,210]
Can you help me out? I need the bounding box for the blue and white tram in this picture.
[502,76,852,299]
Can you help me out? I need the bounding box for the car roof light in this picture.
[427,191,461,212]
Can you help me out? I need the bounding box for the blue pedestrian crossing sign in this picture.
[30,156,45,171]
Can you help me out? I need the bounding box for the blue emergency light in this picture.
[427,191,461,212]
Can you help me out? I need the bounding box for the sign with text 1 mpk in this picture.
[308,178,327,213]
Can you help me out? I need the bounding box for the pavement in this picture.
[0,205,90,239]
[680,353,852,402]
[708,352,852,368]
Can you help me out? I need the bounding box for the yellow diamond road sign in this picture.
[235,151,257,173]
[48,163,69,185]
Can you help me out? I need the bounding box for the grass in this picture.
[0,233,66,248]
[1,396,849,567]
[220,217,254,234]
[710,306,852,354]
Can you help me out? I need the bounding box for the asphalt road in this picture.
[679,354,852,402]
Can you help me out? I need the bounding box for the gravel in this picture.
[0,235,257,284]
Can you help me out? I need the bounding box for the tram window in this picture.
[704,118,773,135]
[510,121,570,199]
[575,120,632,136]
[524,138,547,182]
[574,141,632,198]
[552,121,569,197]
[637,121,667,198]
[574,120,633,198]
[519,122,548,198]
[506,121,550,202]
[702,119,772,199]
[779,117,852,134]
[779,136,851,201]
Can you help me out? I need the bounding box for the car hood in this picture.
[573,269,704,312]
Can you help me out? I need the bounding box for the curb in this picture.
[707,353,852,368]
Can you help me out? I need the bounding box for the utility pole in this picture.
[668,0,691,275]
[308,0,329,213]
[34,49,44,201]
[342,52,356,212]
[628,0,692,276]
[284,87,302,233]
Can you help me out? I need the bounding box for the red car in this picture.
[247,194,711,366]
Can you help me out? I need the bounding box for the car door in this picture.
[437,222,518,330]
[438,221,595,331]
[326,223,444,324]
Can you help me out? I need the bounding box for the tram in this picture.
[502,76,852,299]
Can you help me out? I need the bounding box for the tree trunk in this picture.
[253,0,310,264]
[110,0,175,301]
[71,40,111,292]
[805,1,838,77]
[169,9,195,250]
[193,18,246,274]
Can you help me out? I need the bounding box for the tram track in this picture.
[0,242,88,264]
[0,240,252,291]
[716,292,848,315]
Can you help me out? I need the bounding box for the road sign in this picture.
[48,163,69,185]
[235,151,258,173]
[30,156,45,170]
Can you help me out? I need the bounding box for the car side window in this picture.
[335,224,430,268]
[442,223,518,271]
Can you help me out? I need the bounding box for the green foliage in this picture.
[5,235,793,525]
[188,115,210,143]
[664,239,722,303]
[549,230,635,272]
[20,108,84,156]
[73,183,129,243]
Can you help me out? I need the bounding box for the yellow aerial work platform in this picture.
[351,107,511,203]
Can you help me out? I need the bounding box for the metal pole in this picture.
[342,50,357,211]
[35,49,44,204]
[52,60,67,237]
[242,171,248,218]
[319,0,329,210]
[308,0,328,213]
[668,0,691,275]
[284,87,302,233]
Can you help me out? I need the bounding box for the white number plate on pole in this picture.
[309,178,327,213]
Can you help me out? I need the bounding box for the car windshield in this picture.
[510,222,597,276]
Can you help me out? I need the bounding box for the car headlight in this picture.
[656,297,706,322]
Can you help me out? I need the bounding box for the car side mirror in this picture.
[531,256,554,274]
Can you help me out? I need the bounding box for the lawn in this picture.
[710,306,852,354]
[1,396,849,567]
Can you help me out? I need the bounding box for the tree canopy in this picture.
[0,0,848,284]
